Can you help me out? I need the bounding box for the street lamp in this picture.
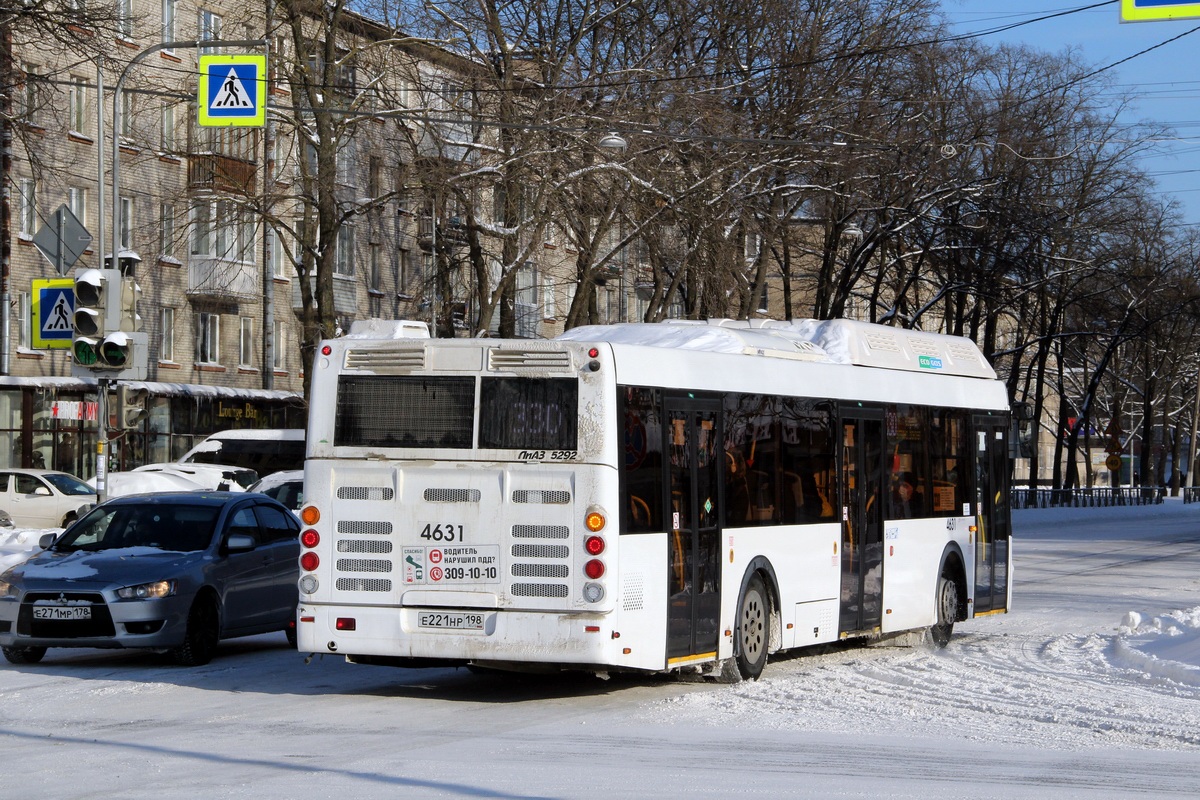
[598,132,627,154]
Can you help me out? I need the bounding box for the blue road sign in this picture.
[33,278,74,349]
[198,54,266,127]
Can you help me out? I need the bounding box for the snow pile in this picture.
[0,527,59,573]
[1114,608,1200,686]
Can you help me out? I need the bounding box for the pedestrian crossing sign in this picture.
[198,54,266,127]
[32,278,74,350]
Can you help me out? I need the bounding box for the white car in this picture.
[0,469,97,528]
[248,470,304,512]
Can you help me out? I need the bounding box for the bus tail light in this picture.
[300,552,320,572]
[299,575,319,594]
[300,506,321,525]
[585,510,606,532]
[336,617,356,631]
[585,535,605,555]
[583,582,605,603]
[301,529,320,548]
[584,559,605,579]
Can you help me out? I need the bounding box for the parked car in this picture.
[131,463,258,491]
[180,429,305,477]
[0,492,300,666]
[0,510,13,528]
[248,470,304,512]
[0,469,97,528]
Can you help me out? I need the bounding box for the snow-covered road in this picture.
[2,502,1199,798]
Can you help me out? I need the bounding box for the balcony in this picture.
[188,153,258,195]
[188,257,259,302]
[416,215,469,251]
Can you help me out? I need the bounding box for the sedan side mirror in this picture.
[225,533,257,553]
[39,532,57,549]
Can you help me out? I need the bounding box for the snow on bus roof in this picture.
[557,318,997,379]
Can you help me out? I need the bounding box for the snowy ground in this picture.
[2,501,1200,798]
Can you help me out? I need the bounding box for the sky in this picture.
[3,500,1200,797]
[944,1,1200,227]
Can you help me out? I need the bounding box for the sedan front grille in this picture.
[17,592,115,638]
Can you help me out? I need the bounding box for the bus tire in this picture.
[930,573,958,648]
[735,574,770,680]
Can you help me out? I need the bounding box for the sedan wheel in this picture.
[170,596,220,666]
[3,645,47,665]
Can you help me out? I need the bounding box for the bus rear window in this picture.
[479,378,577,450]
[335,376,474,448]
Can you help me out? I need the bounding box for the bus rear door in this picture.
[664,397,722,666]
[839,410,885,635]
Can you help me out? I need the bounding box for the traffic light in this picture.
[71,267,148,379]
[114,385,149,430]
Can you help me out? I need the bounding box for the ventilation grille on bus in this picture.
[336,558,392,573]
[344,347,426,371]
[947,342,980,364]
[513,490,571,504]
[488,349,572,371]
[512,583,569,598]
[512,544,570,559]
[623,573,645,611]
[337,520,393,536]
[512,563,569,578]
[336,578,392,592]
[508,524,572,598]
[908,339,940,357]
[864,331,901,353]
[337,486,395,501]
[512,525,569,539]
[424,488,481,503]
[338,539,393,554]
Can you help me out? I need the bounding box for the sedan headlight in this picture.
[0,578,17,599]
[116,580,176,600]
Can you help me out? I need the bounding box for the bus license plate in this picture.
[33,606,92,620]
[418,611,487,631]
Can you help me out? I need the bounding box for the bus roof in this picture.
[557,319,997,380]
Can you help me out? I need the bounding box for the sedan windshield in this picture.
[43,473,96,496]
[53,504,221,553]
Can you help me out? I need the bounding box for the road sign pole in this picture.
[96,378,108,503]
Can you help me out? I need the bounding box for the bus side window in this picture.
[622,387,663,533]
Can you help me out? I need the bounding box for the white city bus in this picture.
[296,318,1012,679]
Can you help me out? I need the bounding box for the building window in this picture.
[160,203,176,259]
[18,293,30,349]
[757,282,769,313]
[542,277,555,319]
[190,200,255,263]
[368,156,381,197]
[199,10,222,55]
[20,63,45,126]
[335,226,354,276]
[336,142,356,187]
[273,322,285,371]
[161,103,175,152]
[515,262,539,338]
[67,76,86,134]
[269,229,288,278]
[196,312,220,363]
[161,307,175,361]
[369,243,382,291]
[239,317,253,367]
[117,0,133,37]
[67,187,87,229]
[18,179,36,235]
[119,196,133,249]
[162,0,176,42]
[120,91,133,140]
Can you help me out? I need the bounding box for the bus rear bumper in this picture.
[297,603,637,668]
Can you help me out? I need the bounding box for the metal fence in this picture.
[1010,486,1166,509]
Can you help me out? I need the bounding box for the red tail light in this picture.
[300,552,319,571]
[585,559,605,579]
[336,617,356,631]
[585,535,605,555]
[301,529,320,548]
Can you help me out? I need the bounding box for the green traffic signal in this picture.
[73,339,98,366]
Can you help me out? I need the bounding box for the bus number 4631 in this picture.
[421,523,463,542]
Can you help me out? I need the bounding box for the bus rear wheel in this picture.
[930,573,958,648]
[736,574,769,680]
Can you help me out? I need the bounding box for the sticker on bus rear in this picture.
[404,545,501,585]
